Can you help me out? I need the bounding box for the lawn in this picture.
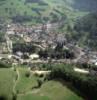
[17,78,83,100]
[36,80,83,100]
[15,68,38,93]
[0,68,15,100]
[17,94,49,100]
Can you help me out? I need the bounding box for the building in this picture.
[29,54,39,60]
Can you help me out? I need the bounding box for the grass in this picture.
[0,0,87,24]
[17,80,83,100]
[0,68,15,100]
[0,67,84,100]
[16,67,83,100]
[15,67,38,93]
[17,94,50,100]
[36,80,83,100]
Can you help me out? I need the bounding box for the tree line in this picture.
[47,63,97,100]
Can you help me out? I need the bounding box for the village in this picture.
[0,22,97,68]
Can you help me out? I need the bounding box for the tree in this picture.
[37,79,42,88]
[25,71,30,78]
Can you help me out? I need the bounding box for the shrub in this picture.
[25,71,30,78]
[0,95,7,100]
[0,62,11,68]
[12,93,17,100]
[37,79,43,88]
[48,64,97,100]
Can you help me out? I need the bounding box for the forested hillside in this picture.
[0,0,94,24]
[72,13,97,49]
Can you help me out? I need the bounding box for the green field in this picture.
[0,68,15,100]
[17,80,83,100]
[0,67,84,100]
[15,68,38,93]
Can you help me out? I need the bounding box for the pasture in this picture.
[0,67,84,100]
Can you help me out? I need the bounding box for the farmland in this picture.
[0,67,83,100]
[0,68,15,100]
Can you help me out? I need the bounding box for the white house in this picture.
[29,54,39,60]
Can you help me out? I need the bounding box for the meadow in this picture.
[0,67,84,100]
[0,68,15,100]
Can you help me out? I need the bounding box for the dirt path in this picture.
[31,70,51,75]
[13,68,19,93]
[12,68,50,96]
[74,67,89,74]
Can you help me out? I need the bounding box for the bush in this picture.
[0,62,11,68]
[12,93,17,100]
[48,64,97,100]
[37,79,43,88]
[0,95,7,100]
[25,71,30,78]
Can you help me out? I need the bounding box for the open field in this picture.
[36,80,83,100]
[17,80,83,100]
[0,67,84,100]
[15,68,38,93]
[0,68,15,100]
[17,94,49,100]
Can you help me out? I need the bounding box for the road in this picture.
[31,70,51,75]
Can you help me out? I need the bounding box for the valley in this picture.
[0,0,97,100]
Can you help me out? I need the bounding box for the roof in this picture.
[29,54,39,59]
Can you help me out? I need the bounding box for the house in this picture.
[6,30,15,35]
[16,51,23,58]
[29,54,39,60]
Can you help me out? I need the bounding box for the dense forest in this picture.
[72,13,97,49]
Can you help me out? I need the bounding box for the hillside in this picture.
[69,0,97,12]
[0,0,97,49]
[0,67,83,100]
[71,13,97,50]
[0,0,95,24]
